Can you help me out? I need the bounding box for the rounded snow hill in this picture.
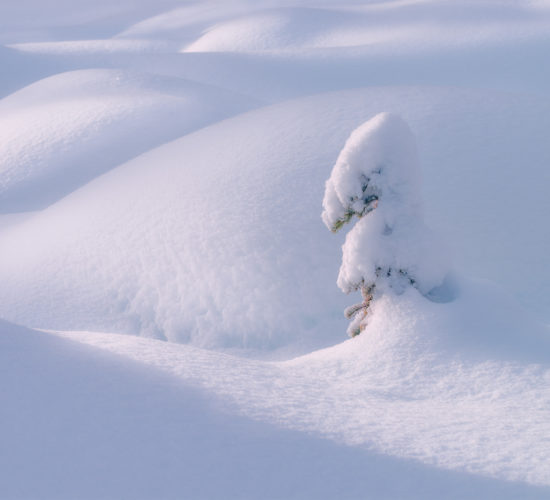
[0,68,257,212]
[181,2,550,54]
[53,277,550,489]
[182,8,355,53]
[0,86,548,350]
[115,2,265,43]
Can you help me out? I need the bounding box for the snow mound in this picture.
[282,280,550,485]
[183,8,351,53]
[182,2,550,54]
[0,86,549,349]
[116,2,264,42]
[52,277,550,489]
[0,68,257,211]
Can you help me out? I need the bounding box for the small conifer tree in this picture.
[322,112,448,337]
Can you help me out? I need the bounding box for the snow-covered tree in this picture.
[322,112,449,337]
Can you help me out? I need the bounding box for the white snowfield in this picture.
[1,0,550,499]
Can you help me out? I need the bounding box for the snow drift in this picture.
[0,68,257,211]
[0,87,548,349]
[50,276,550,489]
[1,0,550,497]
[4,314,549,498]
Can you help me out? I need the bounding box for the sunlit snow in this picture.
[1,1,549,499]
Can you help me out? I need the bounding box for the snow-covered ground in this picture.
[1,1,549,498]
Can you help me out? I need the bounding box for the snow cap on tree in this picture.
[322,112,450,336]
[322,112,422,234]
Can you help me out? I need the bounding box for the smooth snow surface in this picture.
[3,319,549,499]
[1,0,549,498]
[0,69,257,211]
[49,278,550,489]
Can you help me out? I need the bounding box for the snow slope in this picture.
[0,86,548,349]
[47,277,550,490]
[182,3,550,53]
[0,69,257,211]
[6,0,550,104]
[3,318,548,499]
[1,0,550,498]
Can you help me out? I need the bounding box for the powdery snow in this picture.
[49,277,550,489]
[3,318,548,499]
[0,68,257,211]
[0,87,548,349]
[1,0,549,498]
[322,113,449,301]
[322,112,423,233]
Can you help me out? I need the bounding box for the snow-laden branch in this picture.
[322,112,450,336]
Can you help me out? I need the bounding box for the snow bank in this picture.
[181,2,550,53]
[0,86,548,349]
[116,2,265,42]
[4,318,547,499]
[51,277,550,490]
[1,1,549,497]
[183,7,353,53]
[0,69,257,211]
